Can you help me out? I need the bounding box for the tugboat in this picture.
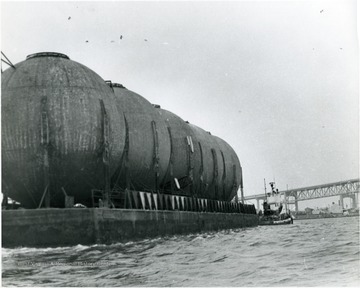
[259,181,294,225]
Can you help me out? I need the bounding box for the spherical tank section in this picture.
[111,84,170,192]
[213,136,242,201]
[157,109,200,196]
[1,53,126,208]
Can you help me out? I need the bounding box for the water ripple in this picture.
[2,216,359,286]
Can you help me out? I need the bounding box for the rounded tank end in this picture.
[26,52,70,60]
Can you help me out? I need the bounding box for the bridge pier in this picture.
[294,196,298,212]
[339,194,344,209]
[283,194,288,212]
[340,194,357,209]
[256,199,260,210]
[352,194,357,209]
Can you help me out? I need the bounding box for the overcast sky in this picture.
[1,1,359,208]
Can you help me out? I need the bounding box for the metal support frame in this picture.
[61,187,74,208]
[38,185,49,209]
[110,113,130,195]
[1,51,16,69]
[198,142,204,197]
[151,121,160,192]
[40,96,51,208]
[123,115,130,190]
[99,100,110,208]
[220,151,226,200]
[167,127,174,194]
[186,136,194,196]
[211,149,219,199]
[238,165,244,204]
[123,115,130,208]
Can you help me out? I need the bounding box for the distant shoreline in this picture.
[294,213,359,220]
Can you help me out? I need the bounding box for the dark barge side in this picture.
[2,193,258,248]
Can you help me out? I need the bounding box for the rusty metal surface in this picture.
[111,85,171,193]
[159,109,196,196]
[2,53,126,207]
[2,52,242,208]
[214,135,242,201]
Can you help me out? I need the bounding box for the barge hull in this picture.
[2,208,258,248]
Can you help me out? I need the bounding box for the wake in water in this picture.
[2,217,359,286]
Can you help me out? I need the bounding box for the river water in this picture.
[2,216,359,287]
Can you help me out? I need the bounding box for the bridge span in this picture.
[243,179,360,212]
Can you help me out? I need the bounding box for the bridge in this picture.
[243,179,360,212]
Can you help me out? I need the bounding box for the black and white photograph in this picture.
[1,0,359,286]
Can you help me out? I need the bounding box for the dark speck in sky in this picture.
[120,35,123,40]
[68,16,71,20]
[320,9,324,13]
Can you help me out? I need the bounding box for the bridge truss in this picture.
[284,179,359,201]
[243,179,359,211]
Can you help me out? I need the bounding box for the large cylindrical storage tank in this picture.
[1,52,125,208]
[111,84,170,192]
[187,124,223,199]
[187,124,240,201]
[213,136,242,201]
[158,109,200,196]
[208,136,227,200]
